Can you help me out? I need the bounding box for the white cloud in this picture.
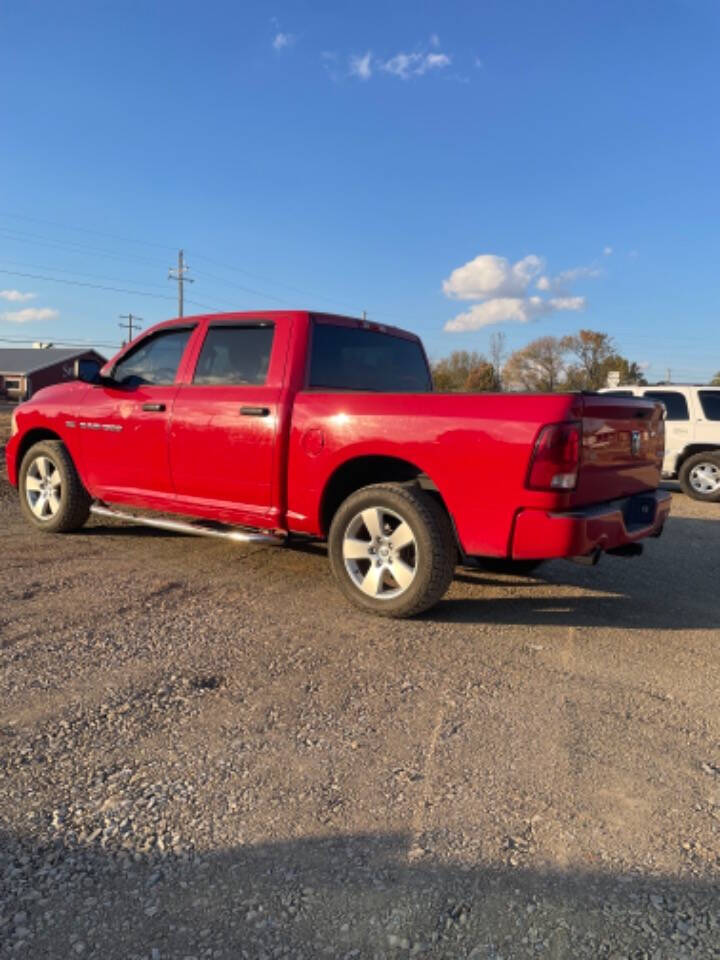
[0,289,36,302]
[548,296,585,311]
[443,254,544,300]
[349,51,373,80]
[537,265,602,293]
[272,32,295,51]
[382,52,419,79]
[380,50,451,78]
[474,56,484,68]
[444,295,584,332]
[443,251,591,332]
[346,45,452,82]
[421,53,451,72]
[430,33,440,48]
[0,307,59,325]
[603,245,613,256]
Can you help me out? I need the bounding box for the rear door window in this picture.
[698,390,720,421]
[642,391,689,421]
[193,324,275,386]
[309,322,431,392]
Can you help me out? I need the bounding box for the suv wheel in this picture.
[678,452,720,502]
[19,440,91,532]
[328,483,455,618]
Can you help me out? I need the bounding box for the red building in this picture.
[0,347,106,402]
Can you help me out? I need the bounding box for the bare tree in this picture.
[488,331,507,390]
[503,336,566,392]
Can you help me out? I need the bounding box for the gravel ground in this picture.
[1,412,719,959]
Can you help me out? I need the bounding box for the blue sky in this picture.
[1,0,719,381]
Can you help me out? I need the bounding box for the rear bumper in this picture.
[511,489,672,560]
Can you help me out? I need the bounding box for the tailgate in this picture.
[573,394,665,504]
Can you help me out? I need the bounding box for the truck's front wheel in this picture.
[328,483,455,618]
[19,440,91,533]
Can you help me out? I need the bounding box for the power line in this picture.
[0,256,183,292]
[0,264,237,314]
[0,335,121,349]
[0,268,180,301]
[0,210,176,251]
[190,266,296,306]
[0,226,167,270]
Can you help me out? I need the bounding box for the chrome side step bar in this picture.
[89,504,286,545]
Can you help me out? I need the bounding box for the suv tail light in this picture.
[527,421,581,491]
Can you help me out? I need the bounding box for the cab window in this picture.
[698,390,720,421]
[642,390,689,421]
[193,324,275,386]
[112,328,193,386]
[309,321,431,393]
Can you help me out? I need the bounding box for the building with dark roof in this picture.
[0,347,106,402]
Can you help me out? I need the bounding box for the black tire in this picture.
[678,452,720,502]
[18,440,91,533]
[328,483,456,618]
[474,557,544,576]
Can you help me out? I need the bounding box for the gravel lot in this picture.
[1,411,719,959]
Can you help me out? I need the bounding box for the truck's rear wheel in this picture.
[19,440,91,533]
[678,452,720,502]
[328,483,455,618]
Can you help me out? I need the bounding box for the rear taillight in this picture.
[527,421,581,491]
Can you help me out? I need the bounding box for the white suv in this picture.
[600,385,720,502]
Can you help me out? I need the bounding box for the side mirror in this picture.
[74,357,103,384]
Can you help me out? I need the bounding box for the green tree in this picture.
[605,355,648,386]
[711,371,720,386]
[432,350,498,392]
[561,330,647,389]
[561,330,616,390]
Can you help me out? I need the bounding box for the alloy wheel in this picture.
[342,506,418,599]
[25,455,62,520]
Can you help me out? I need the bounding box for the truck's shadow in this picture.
[1,827,717,959]
[80,515,719,632]
[435,516,720,631]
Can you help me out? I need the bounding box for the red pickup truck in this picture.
[6,310,670,616]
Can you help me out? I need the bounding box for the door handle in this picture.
[142,402,166,412]
[240,406,271,417]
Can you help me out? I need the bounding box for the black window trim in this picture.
[189,320,276,387]
[304,316,432,393]
[641,389,690,422]
[698,389,720,421]
[109,323,197,384]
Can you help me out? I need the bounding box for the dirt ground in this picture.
[1,411,719,959]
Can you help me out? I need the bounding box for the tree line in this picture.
[431,329,709,393]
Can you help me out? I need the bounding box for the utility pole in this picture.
[118,313,143,347]
[362,310,367,321]
[168,249,194,318]
[666,368,672,384]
